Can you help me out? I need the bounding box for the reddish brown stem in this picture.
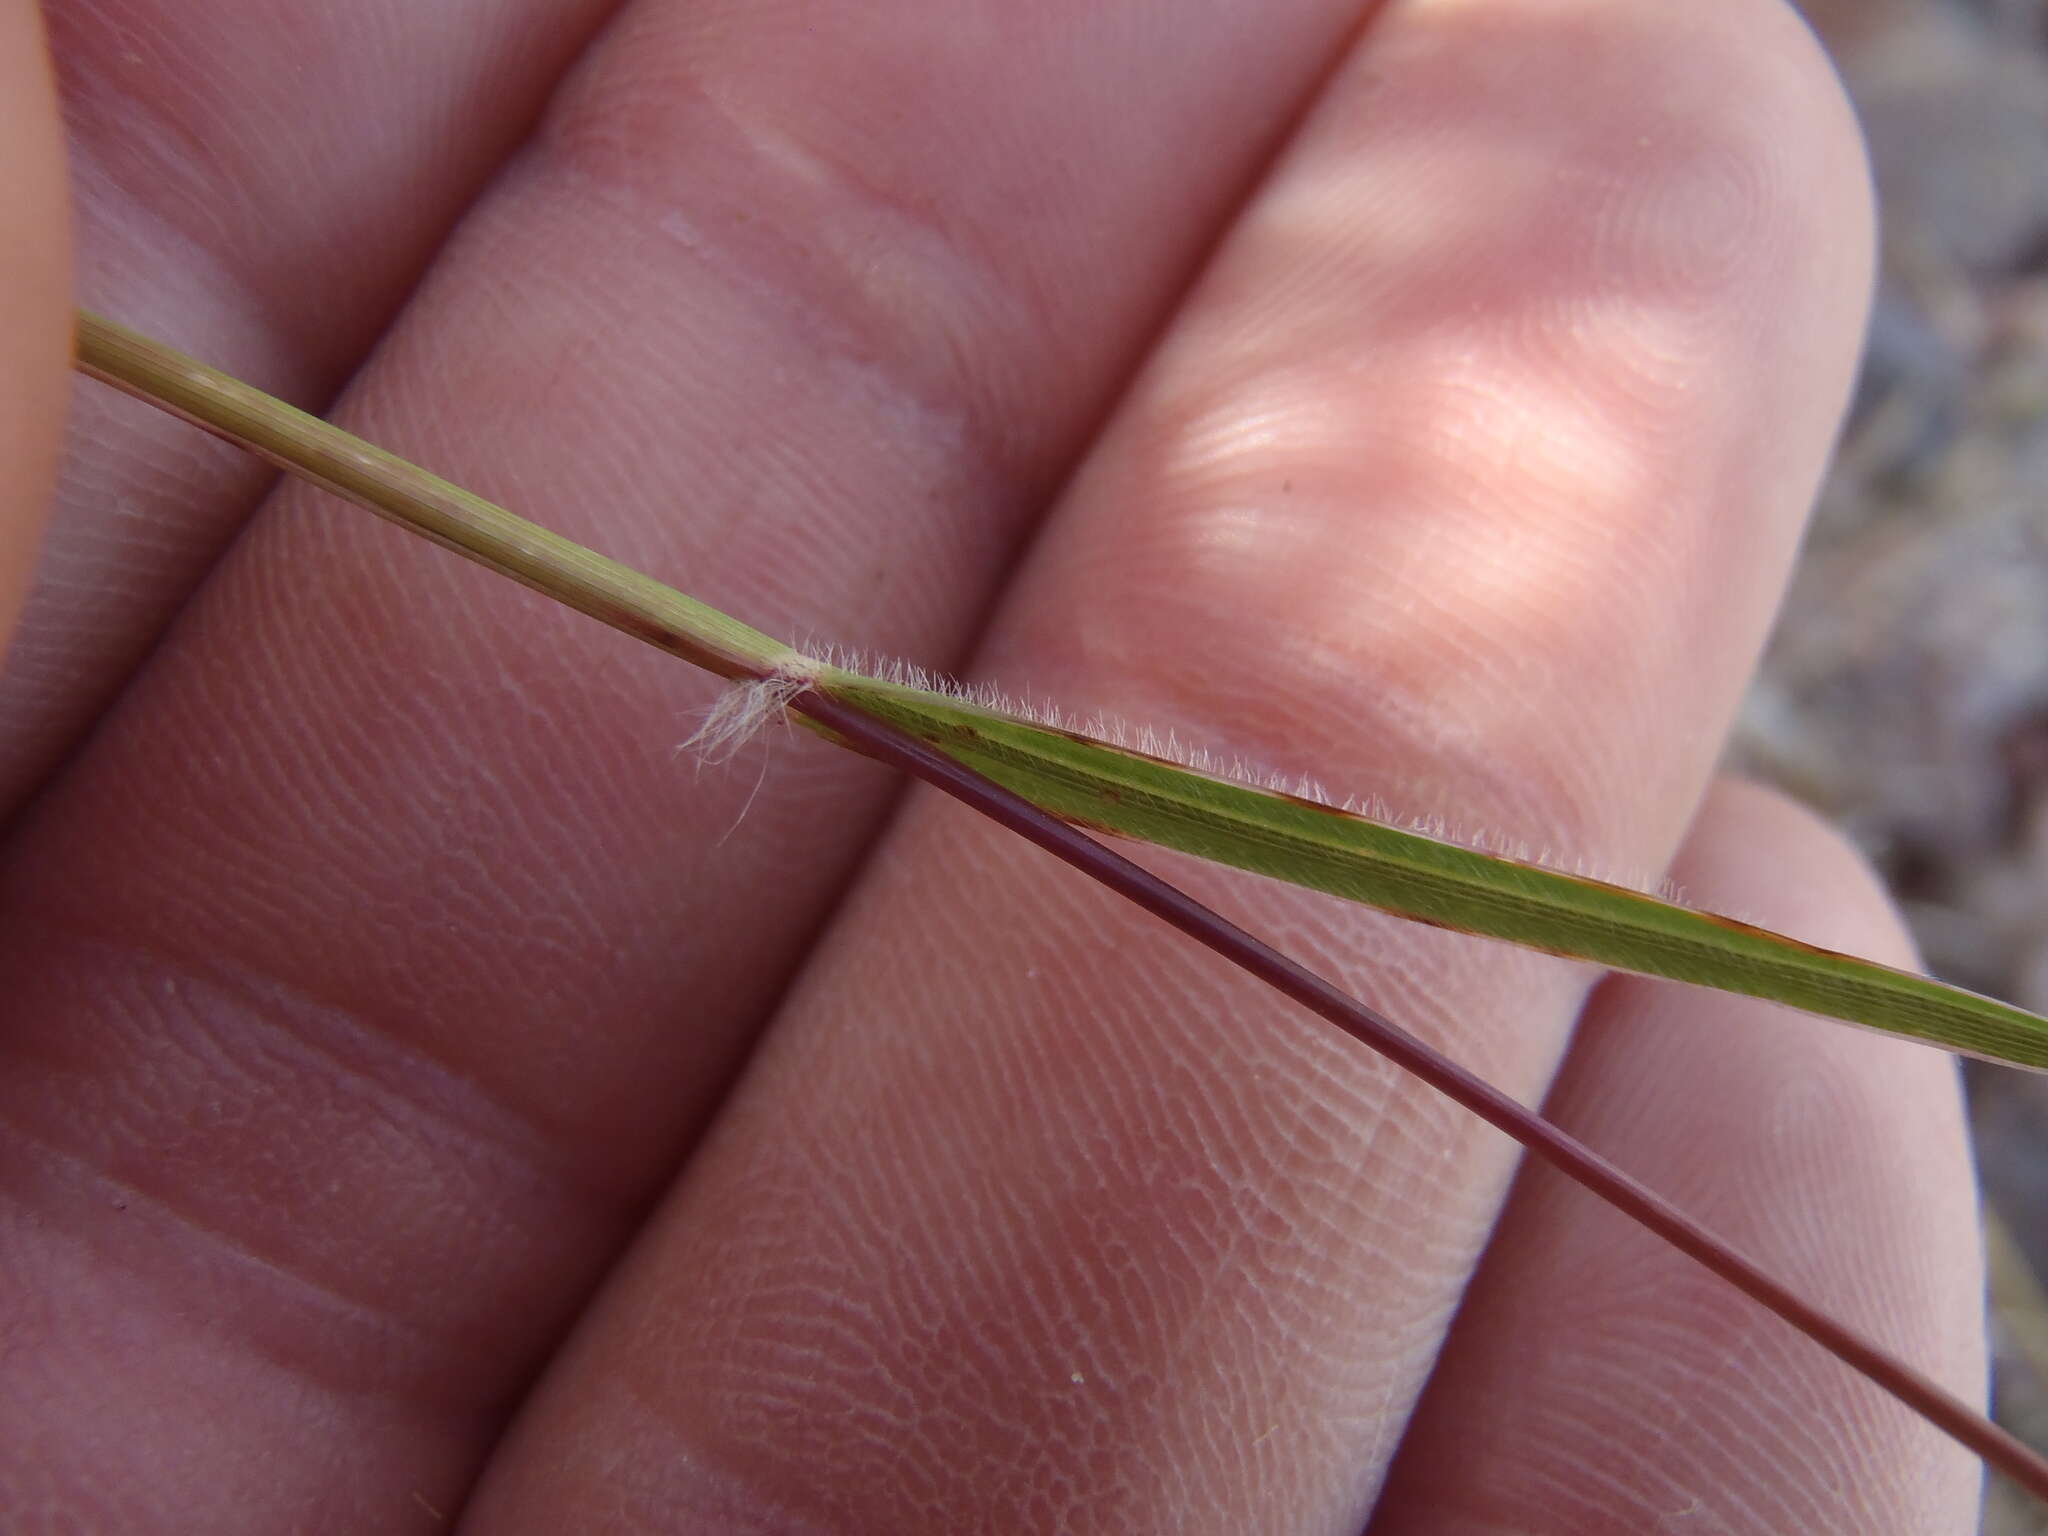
[793,685,2048,1505]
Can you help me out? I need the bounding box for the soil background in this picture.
[1763,4,2048,1526]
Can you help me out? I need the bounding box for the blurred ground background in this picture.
[1757,3,2048,1526]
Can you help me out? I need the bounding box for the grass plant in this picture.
[73,305,2048,1503]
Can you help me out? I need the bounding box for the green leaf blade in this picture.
[821,670,2048,1071]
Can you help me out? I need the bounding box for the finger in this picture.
[462,1,1877,1531]
[0,2,1371,1526]
[0,0,71,642]
[1372,778,1982,1534]
[0,0,617,808]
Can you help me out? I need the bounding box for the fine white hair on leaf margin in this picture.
[701,642,1670,899]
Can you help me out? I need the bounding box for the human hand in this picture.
[0,1,1985,1530]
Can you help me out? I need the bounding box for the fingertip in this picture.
[0,0,72,648]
